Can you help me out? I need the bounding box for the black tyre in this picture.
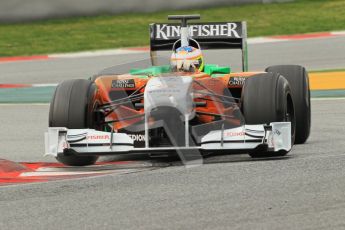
[49,79,99,166]
[242,73,295,158]
[265,65,311,144]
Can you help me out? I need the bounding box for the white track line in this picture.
[45,30,345,58]
[0,103,49,106]
[49,49,147,59]
[20,168,141,177]
[311,97,345,101]
[331,31,345,36]
[247,37,288,44]
[31,83,58,87]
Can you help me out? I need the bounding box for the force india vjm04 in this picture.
[45,15,311,166]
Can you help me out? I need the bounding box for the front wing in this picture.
[45,122,291,157]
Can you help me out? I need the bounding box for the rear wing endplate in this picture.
[149,21,248,71]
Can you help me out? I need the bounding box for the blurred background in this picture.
[1,2,345,229]
[1,0,292,22]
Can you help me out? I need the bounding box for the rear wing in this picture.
[149,22,248,71]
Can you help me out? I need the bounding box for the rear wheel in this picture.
[265,65,311,144]
[242,73,295,158]
[49,79,99,166]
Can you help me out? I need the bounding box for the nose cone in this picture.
[144,76,194,118]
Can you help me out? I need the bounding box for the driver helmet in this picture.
[171,46,204,72]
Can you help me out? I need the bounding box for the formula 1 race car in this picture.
[45,15,311,166]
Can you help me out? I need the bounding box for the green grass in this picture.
[1,0,345,56]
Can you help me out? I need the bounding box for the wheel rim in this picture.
[285,95,295,141]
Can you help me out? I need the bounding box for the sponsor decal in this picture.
[273,130,281,136]
[224,131,245,137]
[87,135,110,140]
[229,77,246,86]
[112,79,135,88]
[148,89,180,94]
[152,23,242,40]
[118,128,145,147]
[128,134,146,142]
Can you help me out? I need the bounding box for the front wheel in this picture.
[49,79,99,166]
[241,73,295,158]
[265,65,311,144]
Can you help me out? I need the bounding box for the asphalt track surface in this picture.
[1,36,345,84]
[1,37,345,229]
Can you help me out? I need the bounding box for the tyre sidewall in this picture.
[266,65,311,144]
[49,79,99,166]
